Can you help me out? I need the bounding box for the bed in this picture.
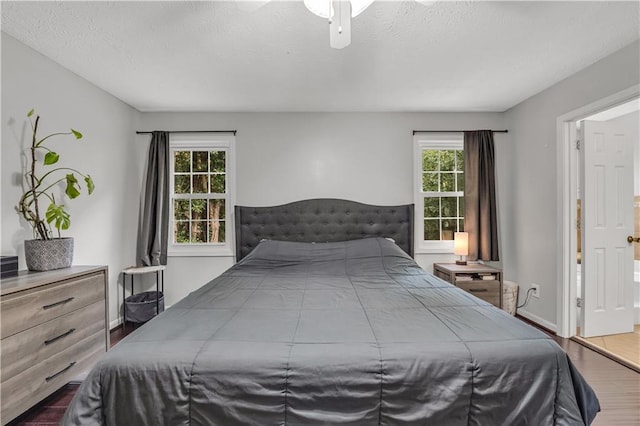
[63,199,599,425]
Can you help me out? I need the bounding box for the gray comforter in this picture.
[63,238,599,425]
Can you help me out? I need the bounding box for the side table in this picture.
[122,265,165,325]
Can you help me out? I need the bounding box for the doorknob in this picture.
[628,236,640,243]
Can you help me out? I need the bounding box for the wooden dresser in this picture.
[0,266,109,424]
[433,262,503,308]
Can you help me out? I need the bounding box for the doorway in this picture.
[557,88,639,370]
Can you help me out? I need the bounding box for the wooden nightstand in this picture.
[433,263,503,308]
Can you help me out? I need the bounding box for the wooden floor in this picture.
[8,322,640,425]
[552,334,640,425]
[574,325,640,372]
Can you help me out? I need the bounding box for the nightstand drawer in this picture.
[434,270,450,281]
[457,281,500,307]
[1,272,104,338]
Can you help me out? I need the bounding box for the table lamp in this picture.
[454,232,469,265]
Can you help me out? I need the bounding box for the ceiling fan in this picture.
[235,0,437,49]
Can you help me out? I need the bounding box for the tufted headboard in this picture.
[234,199,414,261]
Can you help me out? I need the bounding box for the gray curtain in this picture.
[464,130,499,261]
[137,131,170,266]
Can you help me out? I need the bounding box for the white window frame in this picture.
[168,133,236,257]
[413,132,464,254]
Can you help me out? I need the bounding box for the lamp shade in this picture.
[453,232,469,256]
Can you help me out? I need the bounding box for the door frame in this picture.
[556,84,639,338]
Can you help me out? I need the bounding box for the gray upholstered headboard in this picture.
[235,199,414,261]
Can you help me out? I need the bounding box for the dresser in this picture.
[433,262,503,308]
[0,266,109,424]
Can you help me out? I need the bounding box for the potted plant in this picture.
[16,109,95,271]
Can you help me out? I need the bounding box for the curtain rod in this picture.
[136,130,237,135]
[413,129,508,135]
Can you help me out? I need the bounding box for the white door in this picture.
[580,120,635,337]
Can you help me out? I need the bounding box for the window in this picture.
[169,133,235,256]
[413,133,464,253]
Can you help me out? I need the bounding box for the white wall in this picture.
[1,33,140,327]
[137,112,508,304]
[503,40,640,330]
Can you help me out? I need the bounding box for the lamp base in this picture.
[455,260,467,265]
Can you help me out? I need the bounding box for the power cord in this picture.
[516,287,536,309]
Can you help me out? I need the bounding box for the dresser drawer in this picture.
[456,280,500,307]
[1,272,104,338]
[0,330,104,423]
[1,300,105,383]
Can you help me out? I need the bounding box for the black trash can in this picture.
[124,291,164,323]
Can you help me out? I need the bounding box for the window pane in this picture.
[175,221,189,243]
[209,220,226,243]
[423,197,439,218]
[458,219,465,232]
[441,219,455,240]
[422,150,439,172]
[458,196,465,217]
[174,199,189,220]
[210,174,226,194]
[441,197,457,217]
[191,199,207,220]
[440,150,455,171]
[191,221,207,243]
[174,175,190,194]
[457,172,464,192]
[441,173,455,192]
[456,150,464,171]
[219,221,226,242]
[193,174,208,193]
[174,151,190,173]
[193,151,208,172]
[424,219,439,240]
[422,173,439,192]
[210,151,226,173]
[209,199,226,220]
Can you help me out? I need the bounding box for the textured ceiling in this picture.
[2,1,639,112]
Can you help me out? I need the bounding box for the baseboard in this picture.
[110,318,122,331]
[516,309,558,334]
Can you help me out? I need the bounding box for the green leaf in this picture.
[45,202,71,231]
[44,151,59,165]
[71,129,83,139]
[85,175,95,195]
[27,109,34,117]
[65,174,81,199]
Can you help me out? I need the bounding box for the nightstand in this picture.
[433,263,503,308]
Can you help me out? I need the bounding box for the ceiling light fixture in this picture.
[303,0,375,49]
[303,0,436,49]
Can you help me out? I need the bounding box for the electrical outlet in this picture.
[531,284,540,298]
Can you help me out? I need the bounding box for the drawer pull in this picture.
[42,297,75,310]
[44,361,76,382]
[469,288,488,293]
[44,328,76,345]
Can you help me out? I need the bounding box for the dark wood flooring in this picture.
[8,321,639,425]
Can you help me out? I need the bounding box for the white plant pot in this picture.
[24,237,74,271]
